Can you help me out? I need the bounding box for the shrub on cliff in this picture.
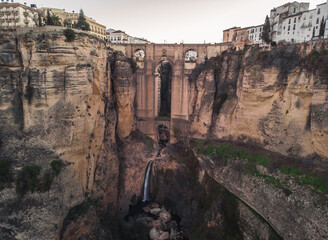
[0,159,12,187]
[51,160,64,176]
[16,165,41,196]
[64,28,76,42]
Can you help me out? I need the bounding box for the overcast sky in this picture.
[14,0,325,43]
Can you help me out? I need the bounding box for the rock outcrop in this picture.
[0,29,119,239]
[189,42,328,162]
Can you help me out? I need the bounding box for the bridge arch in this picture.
[154,60,173,119]
[134,49,145,62]
[184,49,198,63]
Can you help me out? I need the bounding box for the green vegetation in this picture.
[191,140,292,194]
[16,165,41,196]
[280,166,328,193]
[303,48,328,83]
[0,159,12,186]
[51,160,64,176]
[155,116,171,121]
[76,9,90,31]
[39,171,54,192]
[63,28,76,42]
[319,16,326,39]
[191,139,328,194]
[192,140,269,168]
[143,135,154,149]
[262,16,271,41]
[66,198,98,220]
[15,160,64,196]
[45,9,62,26]
[262,15,271,44]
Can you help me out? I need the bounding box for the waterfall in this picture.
[142,160,153,202]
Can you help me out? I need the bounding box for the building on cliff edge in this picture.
[40,8,107,39]
[222,1,328,44]
[0,1,38,28]
[106,29,150,44]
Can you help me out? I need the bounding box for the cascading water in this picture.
[142,160,153,202]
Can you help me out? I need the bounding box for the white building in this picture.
[248,25,264,44]
[107,29,150,44]
[270,2,310,42]
[0,2,38,29]
[275,1,328,43]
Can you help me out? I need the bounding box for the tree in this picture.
[63,28,76,42]
[63,19,72,28]
[76,9,90,31]
[38,15,43,27]
[45,9,62,26]
[46,10,54,25]
[312,27,316,39]
[262,15,271,44]
[319,16,326,38]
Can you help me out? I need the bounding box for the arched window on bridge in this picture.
[135,49,145,62]
[185,50,197,63]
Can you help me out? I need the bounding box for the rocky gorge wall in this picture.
[0,29,129,239]
[188,42,328,164]
[1,28,328,240]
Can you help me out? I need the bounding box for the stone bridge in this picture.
[109,43,242,141]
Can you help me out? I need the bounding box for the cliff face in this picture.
[0,30,120,239]
[189,42,328,163]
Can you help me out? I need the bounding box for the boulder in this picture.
[159,210,171,223]
[150,208,162,215]
[149,228,169,240]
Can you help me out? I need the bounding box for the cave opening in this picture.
[157,61,172,119]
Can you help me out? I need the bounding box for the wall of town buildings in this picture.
[0,3,106,39]
[223,1,328,45]
[0,3,38,28]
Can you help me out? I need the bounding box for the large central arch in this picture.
[155,60,172,120]
[108,42,236,140]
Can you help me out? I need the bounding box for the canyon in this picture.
[0,28,327,240]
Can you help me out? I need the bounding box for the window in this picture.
[318,8,320,14]
[289,19,291,24]
[316,18,319,24]
[293,25,296,30]
[283,26,286,30]
[294,18,296,23]
[303,16,306,20]
[227,33,229,37]
[118,37,121,40]
[294,8,296,13]
[288,26,290,31]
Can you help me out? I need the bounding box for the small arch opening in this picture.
[135,49,145,62]
[185,50,197,63]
